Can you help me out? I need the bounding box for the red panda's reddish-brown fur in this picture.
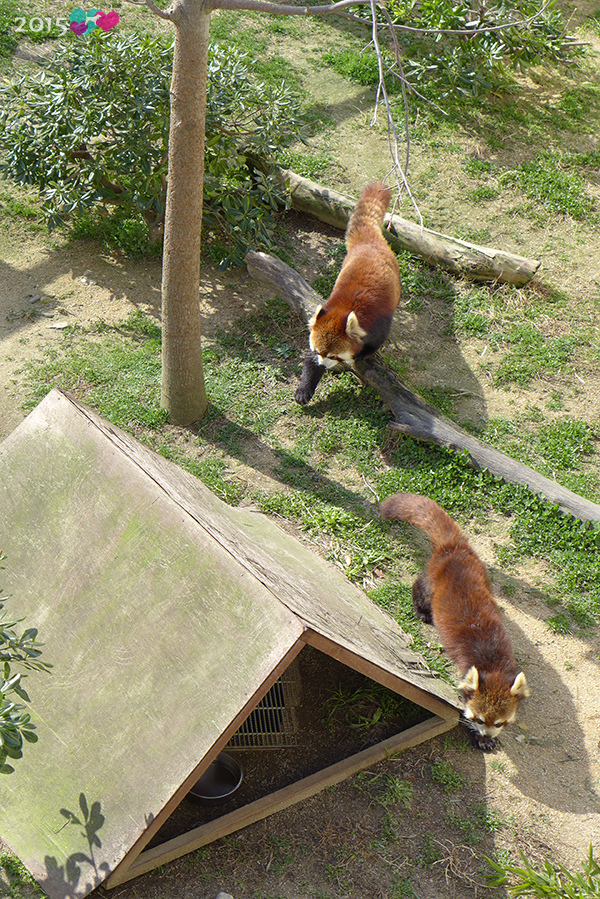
[379,492,529,749]
[295,181,401,405]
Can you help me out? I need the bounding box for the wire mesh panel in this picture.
[228,661,301,750]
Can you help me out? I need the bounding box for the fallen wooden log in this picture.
[246,249,600,524]
[245,151,541,286]
[283,170,540,286]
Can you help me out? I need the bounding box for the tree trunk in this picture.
[160,0,210,425]
[246,250,600,524]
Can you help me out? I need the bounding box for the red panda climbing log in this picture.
[380,492,530,751]
[295,181,401,405]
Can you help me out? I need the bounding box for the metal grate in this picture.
[227,661,301,750]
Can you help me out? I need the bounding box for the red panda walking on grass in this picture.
[379,492,530,750]
[295,181,401,405]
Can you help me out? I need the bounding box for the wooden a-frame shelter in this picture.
[0,389,460,899]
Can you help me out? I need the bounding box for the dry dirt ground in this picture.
[0,202,600,899]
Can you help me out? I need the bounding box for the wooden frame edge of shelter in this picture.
[0,388,460,897]
[108,632,458,889]
[111,705,456,887]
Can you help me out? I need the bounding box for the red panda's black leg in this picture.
[295,351,326,405]
[354,314,394,361]
[412,573,433,623]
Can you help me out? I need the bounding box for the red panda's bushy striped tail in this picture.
[379,492,463,549]
[345,181,391,251]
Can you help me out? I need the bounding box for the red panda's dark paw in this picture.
[295,385,314,405]
[295,351,326,405]
[468,729,499,752]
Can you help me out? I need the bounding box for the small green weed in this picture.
[391,873,418,898]
[324,681,425,733]
[487,843,600,898]
[546,612,571,635]
[445,809,480,845]
[417,834,443,868]
[469,184,501,202]
[430,759,464,793]
[376,776,414,809]
[445,803,506,846]
[463,157,494,177]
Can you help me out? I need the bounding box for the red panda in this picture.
[295,181,401,405]
[379,492,530,750]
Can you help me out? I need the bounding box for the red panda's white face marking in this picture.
[308,307,365,368]
[460,666,529,738]
[315,353,345,370]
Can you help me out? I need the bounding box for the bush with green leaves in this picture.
[0,30,301,263]
[350,0,580,99]
[0,552,51,774]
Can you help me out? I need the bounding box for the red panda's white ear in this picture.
[510,672,530,698]
[308,306,323,330]
[459,666,479,694]
[346,311,367,340]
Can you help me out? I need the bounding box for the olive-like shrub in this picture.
[0,31,301,263]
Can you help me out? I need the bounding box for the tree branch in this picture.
[123,0,175,20]
[212,0,374,15]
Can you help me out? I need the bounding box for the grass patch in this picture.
[502,153,598,223]
[445,803,507,846]
[69,211,162,258]
[494,324,576,387]
[23,312,167,431]
[430,759,465,793]
[321,47,389,90]
[0,0,18,60]
[0,852,43,898]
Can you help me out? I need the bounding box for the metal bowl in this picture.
[187,752,243,805]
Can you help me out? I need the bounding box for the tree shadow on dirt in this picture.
[0,243,162,344]
[489,607,600,815]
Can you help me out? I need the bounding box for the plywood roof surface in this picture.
[0,390,458,899]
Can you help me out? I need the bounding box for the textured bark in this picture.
[246,250,600,524]
[160,0,210,425]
